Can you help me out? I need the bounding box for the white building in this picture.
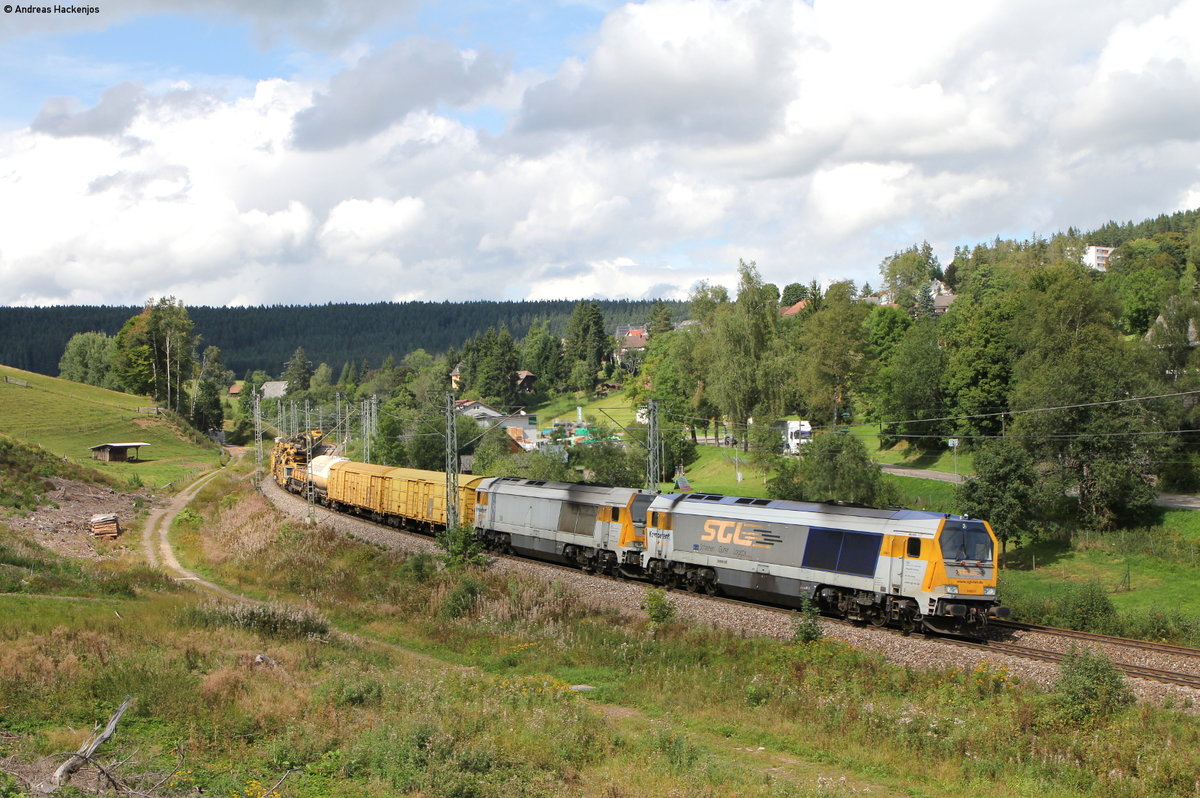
[1083,245,1115,272]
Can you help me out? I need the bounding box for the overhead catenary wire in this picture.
[877,389,1200,428]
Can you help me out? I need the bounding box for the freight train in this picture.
[270,434,1008,634]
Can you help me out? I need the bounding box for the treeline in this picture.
[0,300,684,377]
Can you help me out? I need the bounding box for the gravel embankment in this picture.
[260,479,1200,709]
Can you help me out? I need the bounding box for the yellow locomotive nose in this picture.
[923,517,1004,632]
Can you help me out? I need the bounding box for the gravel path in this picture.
[260,478,1200,709]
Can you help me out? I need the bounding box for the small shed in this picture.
[89,442,151,462]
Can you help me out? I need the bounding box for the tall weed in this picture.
[180,601,329,640]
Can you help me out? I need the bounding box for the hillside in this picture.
[0,364,223,489]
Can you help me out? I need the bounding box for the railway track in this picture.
[943,637,1200,689]
[992,619,1200,660]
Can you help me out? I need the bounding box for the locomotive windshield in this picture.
[939,521,993,564]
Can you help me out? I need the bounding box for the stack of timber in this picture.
[88,513,121,539]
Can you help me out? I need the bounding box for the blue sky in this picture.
[1,0,1198,306]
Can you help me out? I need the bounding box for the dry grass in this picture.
[210,491,287,561]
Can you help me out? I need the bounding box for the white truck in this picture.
[783,420,813,453]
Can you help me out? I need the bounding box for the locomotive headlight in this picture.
[984,587,996,596]
[944,585,959,594]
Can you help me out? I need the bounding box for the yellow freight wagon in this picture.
[324,462,485,528]
[384,467,486,527]
[327,461,399,516]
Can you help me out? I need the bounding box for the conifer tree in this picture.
[283,347,313,394]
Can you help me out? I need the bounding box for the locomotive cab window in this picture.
[940,522,994,563]
[907,537,921,558]
[611,507,620,522]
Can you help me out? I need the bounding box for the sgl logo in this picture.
[700,519,777,549]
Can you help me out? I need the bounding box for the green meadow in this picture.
[0,364,222,489]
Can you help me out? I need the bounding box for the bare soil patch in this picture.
[3,478,144,560]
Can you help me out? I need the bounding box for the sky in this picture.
[1,0,1199,308]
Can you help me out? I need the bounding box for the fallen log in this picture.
[36,695,133,793]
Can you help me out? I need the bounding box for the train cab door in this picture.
[900,535,926,595]
[597,505,621,550]
[646,511,668,560]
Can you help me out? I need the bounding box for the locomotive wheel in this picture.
[870,610,888,628]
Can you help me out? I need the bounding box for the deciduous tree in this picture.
[58,331,119,389]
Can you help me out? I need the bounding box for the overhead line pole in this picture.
[445,392,460,532]
[253,391,263,473]
[646,399,660,493]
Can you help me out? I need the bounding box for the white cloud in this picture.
[319,197,425,256]
[526,256,716,300]
[4,0,1200,309]
[809,162,913,238]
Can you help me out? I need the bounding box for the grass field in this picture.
[0,364,222,489]
[534,387,642,429]
[850,423,975,475]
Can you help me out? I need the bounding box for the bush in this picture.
[435,525,486,568]
[440,576,483,619]
[791,598,824,643]
[1053,645,1133,722]
[0,770,27,798]
[650,729,701,774]
[641,588,676,626]
[175,507,203,526]
[1056,581,1119,633]
[397,552,437,583]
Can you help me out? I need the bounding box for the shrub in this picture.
[440,576,483,619]
[436,524,486,568]
[641,588,676,626]
[175,507,203,526]
[791,598,824,643]
[397,552,437,584]
[1054,645,1133,722]
[0,770,26,798]
[1056,581,1118,633]
[650,729,700,774]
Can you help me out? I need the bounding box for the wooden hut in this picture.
[88,442,151,462]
